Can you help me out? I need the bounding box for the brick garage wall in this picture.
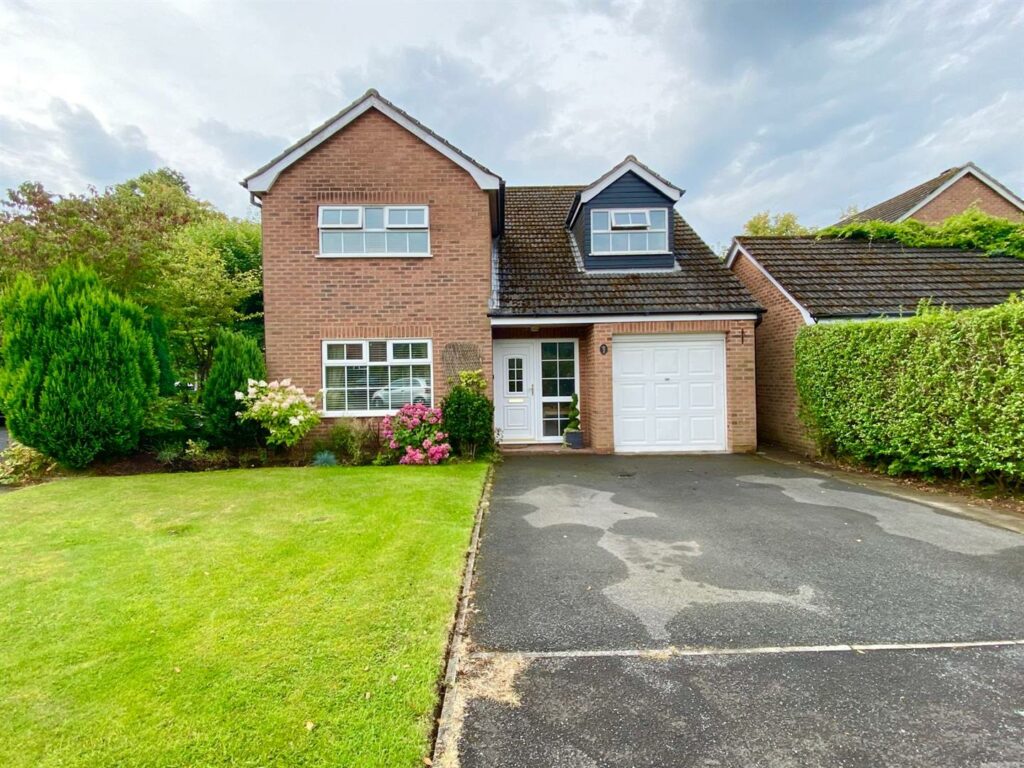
[583,319,757,454]
[260,109,494,428]
[730,251,816,455]
[912,173,1024,224]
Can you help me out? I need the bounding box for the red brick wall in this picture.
[730,252,817,455]
[260,109,494,424]
[912,173,1024,224]
[583,319,757,454]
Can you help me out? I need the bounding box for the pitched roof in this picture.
[242,89,502,194]
[494,186,760,317]
[835,162,1024,225]
[566,156,684,229]
[732,236,1024,319]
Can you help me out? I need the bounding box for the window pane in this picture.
[347,389,368,411]
[368,341,387,362]
[629,232,648,251]
[392,342,411,360]
[649,209,667,229]
[541,342,557,359]
[630,211,648,226]
[368,365,389,388]
[612,211,630,227]
[321,208,342,226]
[365,232,386,253]
[325,390,345,411]
[559,359,574,377]
[364,207,385,230]
[386,232,408,253]
[559,378,575,396]
[342,232,364,253]
[542,379,557,397]
[340,208,360,226]
[406,208,425,226]
[326,342,362,361]
[387,208,407,227]
[649,232,668,251]
[325,367,346,387]
[592,211,609,231]
[611,233,629,252]
[411,364,431,380]
[321,231,344,254]
[558,342,573,358]
[407,231,428,253]
[409,342,428,360]
[592,233,610,253]
[347,366,367,387]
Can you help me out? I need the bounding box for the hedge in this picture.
[794,296,1024,485]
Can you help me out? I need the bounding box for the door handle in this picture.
[530,384,535,395]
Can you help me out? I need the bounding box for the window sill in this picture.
[323,409,401,418]
[591,250,673,257]
[316,253,433,259]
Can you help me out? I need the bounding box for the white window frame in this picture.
[317,205,431,258]
[591,207,670,255]
[322,338,433,417]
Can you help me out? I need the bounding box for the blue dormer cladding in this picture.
[573,171,676,270]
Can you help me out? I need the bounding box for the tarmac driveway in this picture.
[454,454,1024,767]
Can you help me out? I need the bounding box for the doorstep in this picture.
[499,443,598,455]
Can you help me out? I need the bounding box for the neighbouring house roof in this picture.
[565,156,683,228]
[241,89,503,194]
[493,186,760,317]
[729,236,1024,320]
[835,162,1024,225]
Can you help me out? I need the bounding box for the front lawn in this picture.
[0,464,488,767]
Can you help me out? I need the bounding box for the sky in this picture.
[0,0,1021,249]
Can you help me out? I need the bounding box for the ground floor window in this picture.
[322,339,432,415]
[540,341,576,437]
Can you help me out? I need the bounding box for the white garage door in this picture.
[612,334,727,452]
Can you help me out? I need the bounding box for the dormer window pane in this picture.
[590,207,669,255]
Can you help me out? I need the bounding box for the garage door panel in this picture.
[613,335,726,453]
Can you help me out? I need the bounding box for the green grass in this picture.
[0,463,488,767]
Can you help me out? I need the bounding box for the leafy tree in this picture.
[156,221,261,383]
[147,308,177,396]
[0,264,158,468]
[821,206,1024,258]
[743,211,814,236]
[201,330,266,449]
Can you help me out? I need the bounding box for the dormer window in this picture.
[591,208,669,254]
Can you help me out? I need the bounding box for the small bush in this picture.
[236,378,320,449]
[381,403,451,465]
[0,264,158,468]
[154,443,184,466]
[0,441,57,486]
[202,330,266,448]
[311,450,338,467]
[565,393,580,431]
[321,419,382,465]
[795,296,1024,486]
[442,381,494,459]
[141,395,203,450]
[181,438,230,471]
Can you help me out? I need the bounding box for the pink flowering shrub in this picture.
[381,402,452,465]
[235,378,320,448]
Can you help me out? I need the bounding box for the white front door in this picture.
[612,334,727,452]
[494,341,536,442]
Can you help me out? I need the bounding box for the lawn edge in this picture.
[429,461,494,765]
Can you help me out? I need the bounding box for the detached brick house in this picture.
[726,237,1024,454]
[243,90,761,453]
[836,162,1024,226]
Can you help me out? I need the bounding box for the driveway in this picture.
[454,454,1024,767]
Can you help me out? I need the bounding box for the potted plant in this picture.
[562,393,584,449]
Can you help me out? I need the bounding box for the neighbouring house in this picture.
[242,90,761,453]
[726,236,1024,454]
[836,162,1024,226]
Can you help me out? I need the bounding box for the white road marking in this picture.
[470,638,1024,661]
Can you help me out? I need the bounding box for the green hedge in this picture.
[794,297,1024,484]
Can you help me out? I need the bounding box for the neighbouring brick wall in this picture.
[912,174,1024,224]
[730,252,816,455]
[260,109,494,426]
[583,319,757,454]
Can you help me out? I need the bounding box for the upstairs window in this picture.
[319,205,430,256]
[591,208,669,254]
